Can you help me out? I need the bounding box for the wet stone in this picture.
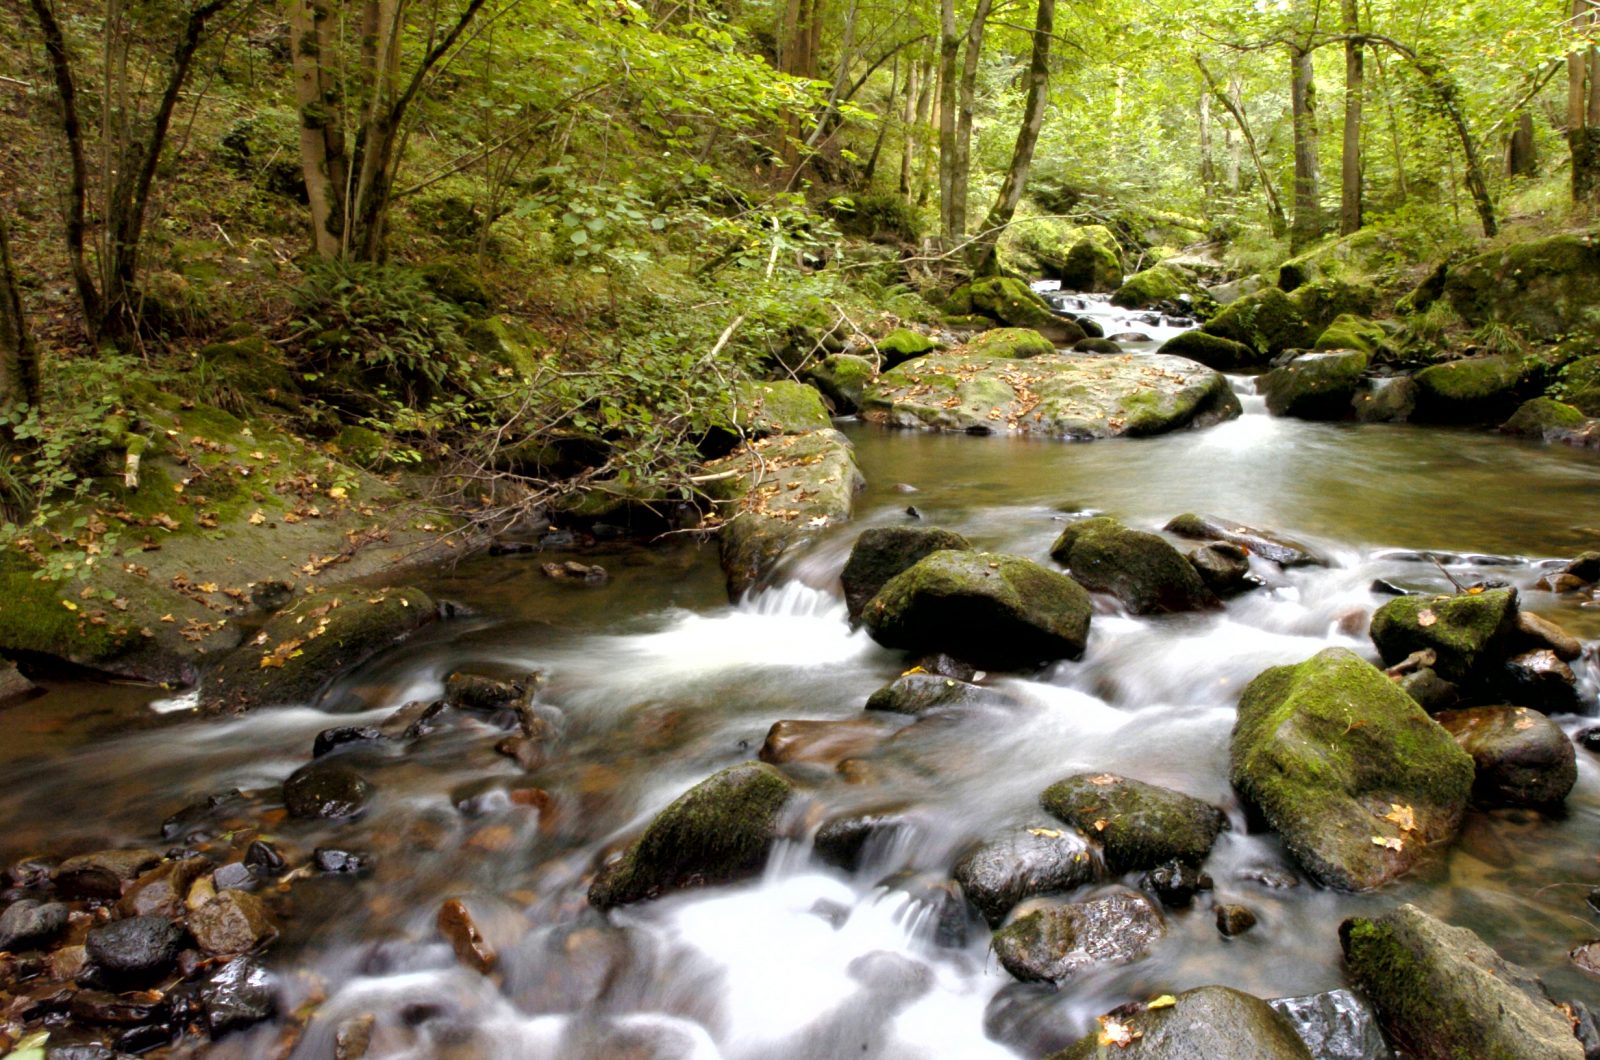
[46,1045,118,1060]
[1216,903,1259,937]
[1141,859,1211,908]
[444,671,528,713]
[813,808,918,871]
[160,790,247,843]
[190,889,275,955]
[758,718,890,767]
[953,825,1098,926]
[212,862,253,891]
[991,891,1164,983]
[1517,611,1583,661]
[865,673,1001,716]
[312,848,373,875]
[244,840,285,877]
[437,897,496,975]
[85,915,183,985]
[1188,541,1258,597]
[54,849,162,900]
[283,761,374,820]
[69,989,163,1024]
[7,855,56,889]
[1499,649,1580,714]
[117,858,211,919]
[199,957,276,1036]
[312,725,385,759]
[846,950,935,1004]
[0,898,68,951]
[114,1023,175,1053]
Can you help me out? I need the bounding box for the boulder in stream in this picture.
[1368,587,1519,685]
[1049,517,1219,615]
[1499,648,1581,714]
[964,327,1059,360]
[861,350,1240,440]
[1187,542,1257,597]
[1039,773,1228,873]
[841,525,972,622]
[1112,264,1211,315]
[1163,513,1322,567]
[806,353,876,414]
[864,673,1001,715]
[1200,288,1316,357]
[282,761,374,820]
[733,379,833,437]
[758,718,891,769]
[1260,350,1369,420]
[1267,988,1390,1060]
[991,891,1164,983]
[1231,648,1474,891]
[200,586,437,714]
[1500,397,1592,442]
[1050,986,1314,1060]
[1155,330,1260,371]
[952,824,1098,926]
[861,550,1091,671]
[1340,903,1585,1059]
[0,899,68,951]
[1412,354,1545,423]
[589,762,795,909]
[703,429,865,599]
[1436,706,1576,807]
[85,915,184,986]
[949,276,1062,331]
[189,889,276,955]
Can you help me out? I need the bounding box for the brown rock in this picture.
[437,897,495,975]
[1534,572,1586,593]
[118,858,211,919]
[53,849,162,899]
[189,890,276,955]
[1216,904,1258,937]
[1517,611,1583,661]
[0,657,34,702]
[336,1013,376,1059]
[758,718,892,767]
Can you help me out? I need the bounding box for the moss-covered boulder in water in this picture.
[876,328,940,368]
[705,429,864,599]
[840,525,972,621]
[861,550,1092,670]
[1155,330,1261,371]
[805,353,875,414]
[1312,314,1387,355]
[1288,279,1378,332]
[1441,230,1600,342]
[990,891,1164,983]
[1260,350,1368,421]
[201,586,437,714]
[1112,265,1210,314]
[1049,517,1219,615]
[1413,354,1544,423]
[1501,397,1589,441]
[1436,706,1576,807]
[954,276,1059,329]
[1230,648,1474,890]
[734,379,833,436]
[1050,986,1313,1060]
[1039,773,1228,873]
[1554,354,1600,414]
[964,327,1057,360]
[1368,587,1519,684]
[1005,221,1123,292]
[588,762,795,909]
[1201,288,1316,356]
[862,351,1239,439]
[1340,904,1585,1060]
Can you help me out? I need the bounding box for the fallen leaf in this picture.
[159,614,176,623]
[901,665,927,676]
[1380,803,1417,833]
[1417,609,1438,627]
[1093,818,1110,832]
[1097,1016,1141,1048]
[248,510,266,526]
[1146,994,1177,1010]
[1089,774,1120,785]
[1027,827,1064,838]
[1371,835,1404,851]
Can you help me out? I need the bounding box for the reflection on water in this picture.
[6,398,1600,1056]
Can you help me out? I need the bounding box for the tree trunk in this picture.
[1340,0,1363,235]
[950,0,994,238]
[1226,74,1242,192]
[917,55,937,206]
[1199,90,1216,192]
[0,210,37,409]
[1570,0,1600,207]
[1289,45,1323,249]
[1197,56,1286,235]
[899,58,920,196]
[290,0,349,257]
[862,57,897,182]
[937,0,959,245]
[1506,112,1536,176]
[968,0,1054,275]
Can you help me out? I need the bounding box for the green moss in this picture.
[876,328,939,367]
[1368,588,1519,683]
[1039,773,1226,872]
[1201,288,1316,356]
[1111,264,1208,312]
[1260,350,1369,420]
[1005,221,1123,292]
[1289,279,1378,332]
[805,353,876,414]
[1502,397,1587,437]
[961,276,1058,329]
[1553,353,1600,414]
[1442,230,1600,341]
[0,572,138,662]
[1313,314,1387,355]
[1156,330,1257,370]
[462,315,544,377]
[421,261,492,316]
[1048,516,1217,614]
[588,762,794,908]
[733,380,832,435]
[963,327,1055,360]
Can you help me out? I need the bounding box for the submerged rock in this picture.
[196,957,276,1037]
[1049,517,1219,615]
[1163,513,1321,567]
[1051,986,1313,1059]
[758,718,890,768]
[813,807,919,871]
[201,586,437,714]
[864,673,1000,715]
[1260,350,1369,420]
[991,891,1164,983]
[1369,588,1519,684]
[1499,649,1580,714]
[1215,904,1258,937]
[282,761,374,820]
[1436,706,1576,806]
[1341,903,1584,1059]
[589,762,795,909]
[861,550,1092,671]
[952,825,1097,926]
[1230,648,1474,890]
[1040,773,1228,873]
[1267,989,1389,1060]
[861,350,1240,440]
[840,525,972,622]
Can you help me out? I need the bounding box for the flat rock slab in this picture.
[862,352,1239,439]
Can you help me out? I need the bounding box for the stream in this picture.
[6,296,1600,1057]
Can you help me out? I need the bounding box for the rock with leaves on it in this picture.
[1341,903,1585,1060]
[1368,587,1519,685]
[1049,517,1219,615]
[840,525,972,622]
[860,550,1092,671]
[1040,772,1228,873]
[201,586,437,714]
[964,327,1058,360]
[875,328,941,369]
[1436,706,1576,807]
[1163,512,1322,568]
[1048,986,1313,1060]
[588,762,795,909]
[953,824,1098,926]
[1230,648,1474,891]
[734,379,833,437]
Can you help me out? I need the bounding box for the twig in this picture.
[1430,555,1468,593]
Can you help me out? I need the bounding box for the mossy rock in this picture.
[196,336,301,410]
[840,525,972,622]
[1312,314,1387,356]
[1353,376,1418,424]
[705,429,864,599]
[1501,397,1588,440]
[462,315,544,378]
[1040,773,1228,873]
[1048,517,1219,615]
[1413,355,1545,423]
[861,550,1092,671]
[200,586,437,714]
[1111,264,1210,315]
[1436,706,1576,807]
[876,328,940,369]
[1005,220,1123,292]
[957,276,1058,329]
[1553,353,1600,415]
[1288,279,1378,333]
[1155,330,1260,371]
[588,762,795,909]
[335,425,400,470]
[1049,986,1313,1060]
[421,262,492,316]
[1340,904,1585,1059]
[1201,288,1316,356]
[733,380,833,437]
[1442,230,1600,342]
[805,354,876,415]
[964,328,1056,360]
[1230,647,1474,891]
[0,571,145,671]
[1369,587,1519,684]
[1260,350,1369,421]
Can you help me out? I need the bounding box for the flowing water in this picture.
[7,299,1600,1057]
